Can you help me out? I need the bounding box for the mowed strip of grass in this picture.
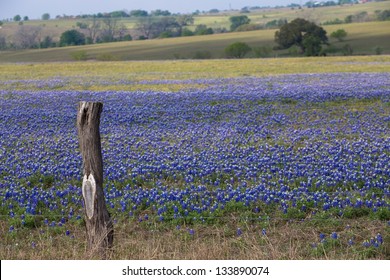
[0,21,389,63]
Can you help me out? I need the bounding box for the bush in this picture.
[253,46,273,58]
[70,50,88,61]
[373,46,383,55]
[330,29,347,42]
[342,44,353,56]
[60,29,85,46]
[376,9,390,21]
[182,28,194,36]
[235,23,263,32]
[96,53,119,61]
[194,25,214,35]
[229,15,251,31]
[193,51,212,59]
[225,42,252,58]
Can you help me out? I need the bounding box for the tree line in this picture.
[0,15,255,49]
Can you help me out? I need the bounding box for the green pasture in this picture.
[0,20,389,63]
[195,1,390,29]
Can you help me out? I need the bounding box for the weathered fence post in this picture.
[77,101,113,258]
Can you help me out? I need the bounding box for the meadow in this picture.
[0,57,390,259]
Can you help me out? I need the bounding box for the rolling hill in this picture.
[0,1,389,62]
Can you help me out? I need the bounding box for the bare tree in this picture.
[177,15,194,35]
[85,17,101,43]
[100,17,118,42]
[135,16,155,39]
[117,23,129,41]
[13,25,42,49]
[135,16,180,39]
[0,34,7,49]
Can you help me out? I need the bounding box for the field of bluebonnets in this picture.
[0,59,389,259]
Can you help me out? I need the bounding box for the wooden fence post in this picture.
[77,101,113,258]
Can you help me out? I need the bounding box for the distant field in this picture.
[2,1,389,31]
[0,20,389,63]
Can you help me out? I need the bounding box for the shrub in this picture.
[60,29,85,46]
[342,44,353,56]
[235,23,263,32]
[193,51,212,59]
[330,29,348,42]
[253,46,273,58]
[373,46,383,55]
[70,50,88,61]
[225,42,252,58]
[96,53,119,61]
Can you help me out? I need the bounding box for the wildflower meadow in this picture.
[0,59,389,259]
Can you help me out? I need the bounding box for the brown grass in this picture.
[1,218,388,260]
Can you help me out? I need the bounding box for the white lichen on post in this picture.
[77,101,113,258]
[82,174,96,219]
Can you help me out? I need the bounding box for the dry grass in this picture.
[1,217,388,260]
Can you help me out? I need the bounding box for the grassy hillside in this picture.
[0,20,389,62]
[1,1,389,32]
[196,0,390,28]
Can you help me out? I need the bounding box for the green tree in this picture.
[151,9,171,16]
[194,24,214,35]
[130,10,148,17]
[229,15,251,31]
[225,42,252,58]
[182,28,194,36]
[302,35,322,56]
[274,18,328,56]
[330,29,347,41]
[60,29,85,46]
[376,10,390,21]
[13,15,22,21]
[110,11,129,18]
[40,36,53,48]
[42,13,50,20]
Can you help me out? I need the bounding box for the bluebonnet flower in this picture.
[330,232,338,239]
[237,228,242,236]
[1,72,390,232]
[376,233,383,245]
[262,228,267,236]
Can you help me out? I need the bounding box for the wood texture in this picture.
[77,101,113,258]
